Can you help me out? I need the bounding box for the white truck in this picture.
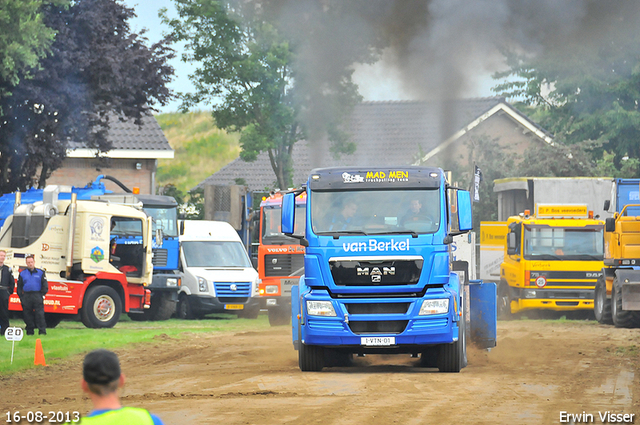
[176,220,260,319]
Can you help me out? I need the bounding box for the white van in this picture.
[177,220,260,319]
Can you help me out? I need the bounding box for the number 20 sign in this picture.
[5,327,24,342]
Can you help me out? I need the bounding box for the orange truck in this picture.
[257,191,306,326]
[1,188,153,328]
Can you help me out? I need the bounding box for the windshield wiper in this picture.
[316,231,368,239]
[368,230,419,238]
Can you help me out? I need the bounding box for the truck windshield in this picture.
[145,207,178,237]
[263,205,306,243]
[523,225,604,260]
[182,241,252,268]
[311,189,440,235]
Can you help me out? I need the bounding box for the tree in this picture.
[162,0,373,189]
[0,0,175,192]
[492,21,640,175]
[0,0,69,104]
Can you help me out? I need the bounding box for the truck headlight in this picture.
[266,285,279,294]
[419,299,449,315]
[524,289,537,299]
[306,300,337,317]
[197,276,208,292]
[166,277,179,287]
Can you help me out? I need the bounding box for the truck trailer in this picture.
[281,166,496,372]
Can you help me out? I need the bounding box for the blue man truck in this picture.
[0,175,181,321]
[281,166,495,372]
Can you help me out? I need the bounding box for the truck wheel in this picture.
[299,343,324,371]
[594,277,612,325]
[44,313,63,329]
[268,305,290,326]
[176,294,195,320]
[497,282,512,320]
[611,281,640,328]
[437,317,466,373]
[238,304,260,319]
[129,292,176,321]
[81,285,122,328]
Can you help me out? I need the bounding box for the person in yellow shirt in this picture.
[80,349,164,424]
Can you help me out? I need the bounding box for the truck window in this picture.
[182,241,252,268]
[311,189,440,234]
[523,225,603,260]
[145,207,178,237]
[262,205,306,242]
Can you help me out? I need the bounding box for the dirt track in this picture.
[2,320,639,425]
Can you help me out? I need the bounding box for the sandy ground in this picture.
[2,320,639,425]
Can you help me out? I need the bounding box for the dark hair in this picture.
[83,349,121,388]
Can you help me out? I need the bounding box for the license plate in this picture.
[361,337,395,346]
[224,304,244,310]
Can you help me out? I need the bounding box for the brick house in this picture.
[47,114,173,194]
[198,97,552,191]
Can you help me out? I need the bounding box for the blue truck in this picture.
[0,175,181,320]
[281,166,496,372]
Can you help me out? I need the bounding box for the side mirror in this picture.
[603,200,610,212]
[507,233,517,255]
[281,192,296,235]
[605,217,616,233]
[179,220,185,236]
[456,190,473,231]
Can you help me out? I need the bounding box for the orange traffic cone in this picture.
[34,338,47,366]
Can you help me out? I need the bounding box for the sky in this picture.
[123,0,498,114]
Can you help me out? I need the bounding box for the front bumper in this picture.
[189,294,260,314]
[511,287,594,313]
[299,290,458,351]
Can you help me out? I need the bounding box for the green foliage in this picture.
[0,0,69,103]
[492,29,640,175]
[156,111,241,195]
[0,0,174,192]
[162,0,367,189]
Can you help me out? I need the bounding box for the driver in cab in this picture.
[401,199,425,225]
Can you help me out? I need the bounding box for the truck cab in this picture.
[499,204,604,317]
[176,220,260,319]
[282,166,485,372]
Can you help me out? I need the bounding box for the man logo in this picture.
[357,266,395,282]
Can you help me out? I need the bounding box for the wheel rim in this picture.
[594,285,603,316]
[94,295,116,322]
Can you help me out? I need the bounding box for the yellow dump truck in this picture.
[498,204,604,318]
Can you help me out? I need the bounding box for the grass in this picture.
[155,111,241,194]
[0,314,271,375]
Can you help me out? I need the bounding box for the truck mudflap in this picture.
[614,269,640,311]
[469,280,497,349]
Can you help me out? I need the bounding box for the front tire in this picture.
[268,305,290,326]
[437,316,466,373]
[299,343,324,371]
[594,276,612,324]
[44,313,63,329]
[611,281,640,328]
[81,285,122,328]
[130,292,176,321]
[176,294,196,320]
[497,281,512,320]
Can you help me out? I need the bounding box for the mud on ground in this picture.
[2,320,639,425]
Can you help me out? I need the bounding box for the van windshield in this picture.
[182,241,252,268]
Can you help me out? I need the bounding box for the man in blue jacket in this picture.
[16,254,48,335]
